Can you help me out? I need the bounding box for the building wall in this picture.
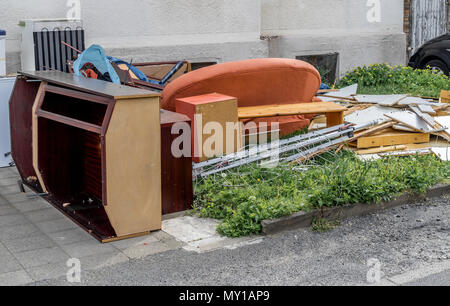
[2,0,406,77]
[2,0,267,73]
[262,0,407,76]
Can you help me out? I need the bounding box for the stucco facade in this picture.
[1,0,406,77]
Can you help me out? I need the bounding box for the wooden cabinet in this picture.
[160,110,193,215]
[10,71,162,242]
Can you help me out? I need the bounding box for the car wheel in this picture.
[423,59,449,75]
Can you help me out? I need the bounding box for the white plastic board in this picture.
[397,96,443,107]
[318,84,358,101]
[354,94,408,106]
[385,111,436,133]
[431,147,450,162]
[418,104,436,114]
[434,116,450,134]
[345,105,400,126]
[0,77,15,167]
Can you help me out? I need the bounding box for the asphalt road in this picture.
[405,270,450,286]
[35,195,450,286]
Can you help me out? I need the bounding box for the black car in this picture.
[408,33,450,75]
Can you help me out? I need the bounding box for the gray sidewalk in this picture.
[0,166,258,286]
[0,166,185,285]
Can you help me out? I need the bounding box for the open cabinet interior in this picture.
[37,117,116,239]
[40,91,108,126]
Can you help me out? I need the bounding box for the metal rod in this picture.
[193,124,347,170]
[195,127,355,178]
[61,40,82,54]
[284,136,350,162]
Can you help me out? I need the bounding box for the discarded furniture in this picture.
[162,58,322,136]
[238,102,346,128]
[10,71,162,242]
[176,93,241,163]
[71,59,192,92]
[20,19,85,72]
[134,61,191,85]
[160,109,193,215]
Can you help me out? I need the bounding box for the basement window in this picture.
[296,53,339,85]
[191,62,217,71]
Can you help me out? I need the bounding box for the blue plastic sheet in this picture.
[73,45,121,84]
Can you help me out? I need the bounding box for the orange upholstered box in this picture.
[162,58,321,136]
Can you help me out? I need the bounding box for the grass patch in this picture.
[338,63,450,98]
[194,152,450,237]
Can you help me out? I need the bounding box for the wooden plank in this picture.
[326,112,344,127]
[356,145,407,155]
[347,121,396,143]
[19,70,160,100]
[9,77,42,187]
[32,82,48,194]
[238,102,347,119]
[104,96,162,237]
[442,90,450,103]
[356,129,430,149]
[36,110,103,134]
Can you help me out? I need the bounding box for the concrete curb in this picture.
[261,184,450,236]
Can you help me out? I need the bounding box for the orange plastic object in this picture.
[82,69,98,79]
[162,58,321,136]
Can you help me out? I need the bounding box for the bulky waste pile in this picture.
[315,85,449,161]
[193,86,450,179]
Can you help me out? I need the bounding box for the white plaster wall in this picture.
[262,0,404,35]
[1,0,265,72]
[1,0,407,75]
[263,0,407,75]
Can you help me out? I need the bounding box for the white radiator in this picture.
[20,19,84,72]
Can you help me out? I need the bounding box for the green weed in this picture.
[339,63,450,98]
[194,153,449,237]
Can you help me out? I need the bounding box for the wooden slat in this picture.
[348,121,396,143]
[356,145,407,155]
[45,84,113,105]
[32,82,48,194]
[36,110,103,134]
[356,129,430,149]
[442,90,450,103]
[19,70,160,100]
[238,102,347,119]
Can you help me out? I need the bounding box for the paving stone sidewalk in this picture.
[0,166,259,286]
[0,166,182,285]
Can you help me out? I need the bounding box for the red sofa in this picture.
[161,58,321,136]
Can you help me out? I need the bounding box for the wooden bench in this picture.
[238,102,347,128]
